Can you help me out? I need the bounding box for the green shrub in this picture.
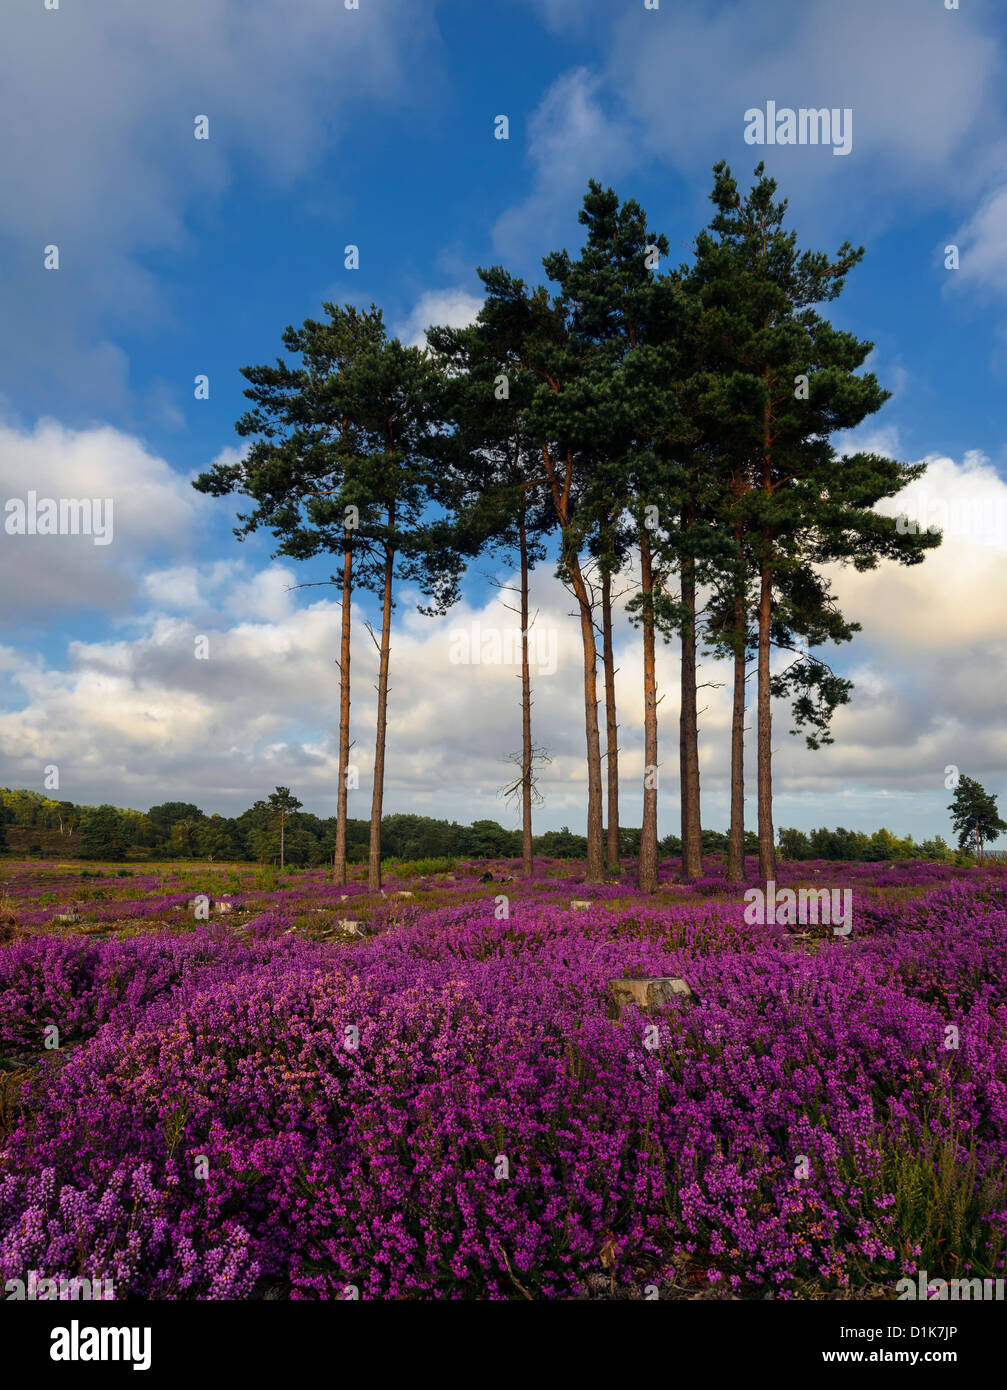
[394,857,456,878]
[840,1126,1007,1281]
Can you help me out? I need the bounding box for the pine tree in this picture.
[466,267,610,882]
[427,318,552,878]
[331,334,464,890]
[948,776,1007,863]
[194,304,462,891]
[266,787,302,870]
[194,304,384,885]
[591,513,632,874]
[692,161,941,881]
[541,183,693,892]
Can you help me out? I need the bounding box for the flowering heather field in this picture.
[1,856,1005,1301]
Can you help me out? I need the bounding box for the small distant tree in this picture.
[168,820,197,857]
[55,801,78,841]
[948,776,1007,864]
[266,787,302,870]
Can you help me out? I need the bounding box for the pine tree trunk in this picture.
[333,541,352,886]
[757,559,776,881]
[540,445,603,883]
[519,512,534,879]
[728,582,747,883]
[679,505,703,880]
[639,531,659,893]
[368,534,395,893]
[601,560,620,873]
[568,550,605,883]
[758,374,776,884]
[279,810,285,870]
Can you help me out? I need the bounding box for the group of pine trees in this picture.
[194,162,941,890]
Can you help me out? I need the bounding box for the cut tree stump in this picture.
[608,977,695,1020]
[336,920,369,938]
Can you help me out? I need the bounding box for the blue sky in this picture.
[1,0,1006,841]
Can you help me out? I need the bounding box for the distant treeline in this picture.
[0,788,960,865]
[777,825,958,863]
[0,787,609,864]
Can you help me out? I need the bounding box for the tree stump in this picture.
[608,976,694,1020]
[336,920,369,938]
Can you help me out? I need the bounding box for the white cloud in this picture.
[393,289,483,350]
[143,562,240,614]
[492,67,638,260]
[950,183,1007,294]
[222,565,298,624]
[0,419,201,618]
[834,423,902,461]
[829,450,1007,650]
[611,0,1005,201]
[503,0,1007,257]
[521,0,607,37]
[0,412,1004,834]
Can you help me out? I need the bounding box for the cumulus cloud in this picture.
[0,418,201,619]
[0,406,1002,835]
[833,449,1007,648]
[614,0,1004,200]
[393,289,483,350]
[0,439,1004,838]
[773,447,1007,825]
[509,0,1007,256]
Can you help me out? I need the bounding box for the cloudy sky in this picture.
[1,0,1005,841]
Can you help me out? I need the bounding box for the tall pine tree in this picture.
[693,162,940,880]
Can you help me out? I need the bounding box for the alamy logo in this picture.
[744,102,853,156]
[50,1319,151,1371]
[4,1270,114,1300]
[897,1269,1005,1301]
[896,494,1005,546]
[448,620,557,676]
[3,490,114,545]
[744,879,852,935]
